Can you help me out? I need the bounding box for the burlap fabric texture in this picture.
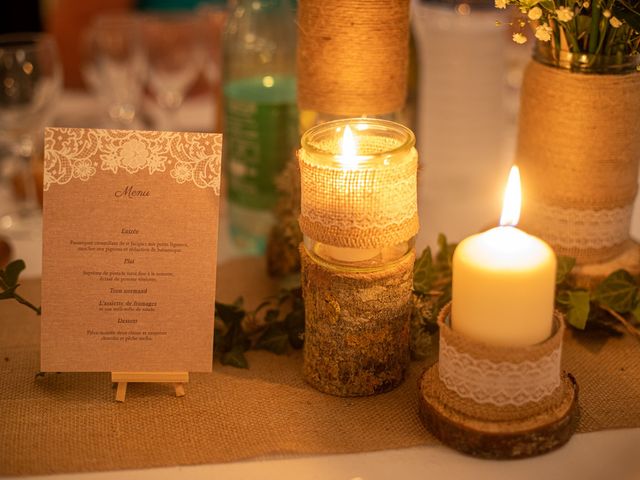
[1,258,640,476]
[298,136,419,249]
[297,0,409,116]
[517,60,640,264]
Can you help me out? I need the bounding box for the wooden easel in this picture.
[111,372,189,402]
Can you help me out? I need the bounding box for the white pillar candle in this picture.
[451,166,557,347]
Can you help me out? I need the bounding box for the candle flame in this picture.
[500,165,521,227]
[339,125,359,169]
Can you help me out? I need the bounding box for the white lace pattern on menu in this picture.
[44,128,222,193]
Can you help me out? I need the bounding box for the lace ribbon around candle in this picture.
[437,303,563,409]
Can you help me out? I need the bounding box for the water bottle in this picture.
[222,0,298,254]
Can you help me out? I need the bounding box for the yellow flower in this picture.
[528,6,543,20]
[610,16,623,28]
[512,32,528,44]
[603,9,612,18]
[535,23,553,41]
[495,0,508,9]
[556,6,574,21]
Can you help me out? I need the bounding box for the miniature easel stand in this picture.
[111,372,189,402]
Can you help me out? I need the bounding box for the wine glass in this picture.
[141,13,205,130]
[82,14,148,128]
[0,33,62,237]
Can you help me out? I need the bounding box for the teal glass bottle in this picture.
[222,0,297,254]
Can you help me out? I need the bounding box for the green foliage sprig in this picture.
[214,288,304,368]
[0,260,41,315]
[556,257,640,339]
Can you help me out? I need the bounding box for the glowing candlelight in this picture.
[451,166,557,346]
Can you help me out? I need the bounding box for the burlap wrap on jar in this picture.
[297,0,409,116]
[516,59,640,264]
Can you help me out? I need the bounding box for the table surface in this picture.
[4,91,640,480]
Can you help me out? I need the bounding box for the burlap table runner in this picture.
[1,257,639,476]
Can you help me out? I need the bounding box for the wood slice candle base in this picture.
[300,245,414,397]
[418,304,579,459]
[418,366,579,459]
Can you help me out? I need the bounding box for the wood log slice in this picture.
[418,364,579,459]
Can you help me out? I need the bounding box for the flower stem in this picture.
[602,306,640,342]
[589,0,602,53]
[13,292,41,315]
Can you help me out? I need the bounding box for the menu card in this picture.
[41,128,221,372]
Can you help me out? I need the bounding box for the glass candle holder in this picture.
[299,118,418,268]
[298,118,419,396]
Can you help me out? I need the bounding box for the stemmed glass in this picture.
[0,33,62,236]
[82,14,148,129]
[141,13,205,130]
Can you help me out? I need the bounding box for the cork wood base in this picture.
[418,366,579,459]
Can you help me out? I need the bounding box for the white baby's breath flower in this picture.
[495,0,507,9]
[512,32,528,44]
[603,9,612,18]
[582,1,589,7]
[610,16,623,27]
[528,6,543,20]
[535,23,553,41]
[556,6,574,21]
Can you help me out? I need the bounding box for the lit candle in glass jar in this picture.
[298,118,419,267]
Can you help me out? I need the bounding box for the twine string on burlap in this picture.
[297,0,409,116]
[516,61,640,264]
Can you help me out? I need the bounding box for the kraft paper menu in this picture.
[41,128,221,372]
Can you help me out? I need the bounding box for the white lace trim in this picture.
[438,336,561,406]
[44,128,222,193]
[523,201,633,250]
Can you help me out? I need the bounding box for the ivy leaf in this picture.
[0,285,17,300]
[593,269,638,313]
[215,301,245,326]
[557,290,590,329]
[413,246,435,294]
[435,234,456,269]
[255,324,290,354]
[556,256,576,285]
[221,346,249,369]
[285,305,305,349]
[0,259,25,288]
